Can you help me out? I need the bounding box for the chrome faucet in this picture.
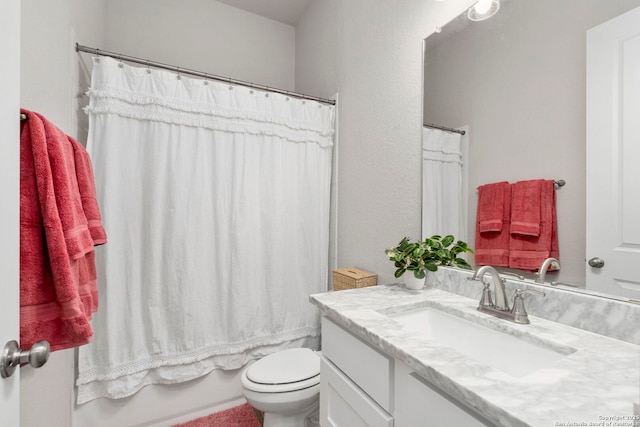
[534,257,560,283]
[470,265,508,310]
[470,266,546,324]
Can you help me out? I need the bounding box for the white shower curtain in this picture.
[76,57,335,403]
[422,127,465,241]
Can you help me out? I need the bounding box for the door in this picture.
[586,6,640,298]
[0,0,21,424]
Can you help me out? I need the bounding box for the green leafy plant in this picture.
[384,235,474,279]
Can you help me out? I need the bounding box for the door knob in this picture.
[0,340,50,378]
[588,257,605,268]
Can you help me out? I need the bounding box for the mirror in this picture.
[422,0,640,297]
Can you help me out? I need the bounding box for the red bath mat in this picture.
[173,402,262,427]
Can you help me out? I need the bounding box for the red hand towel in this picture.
[510,179,542,237]
[508,180,559,271]
[70,137,107,247]
[19,109,106,351]
[475,182,512,267]
[477,181,509,233]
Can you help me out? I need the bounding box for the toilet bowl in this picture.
[241,348,320,427]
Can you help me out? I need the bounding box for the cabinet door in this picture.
[394,362,495,427]
[320,358,393,427]
[322,317,393,411]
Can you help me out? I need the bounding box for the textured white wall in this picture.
[21,0,106,136]
[296,0,476,284]
[105,0,296,91]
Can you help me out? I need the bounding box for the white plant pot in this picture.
[403,273,426,290]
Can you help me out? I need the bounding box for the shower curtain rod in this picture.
[423,122,466,136]
[75,43,336,106]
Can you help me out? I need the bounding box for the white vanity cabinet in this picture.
[320,317,394,427]
[320,316,496,427]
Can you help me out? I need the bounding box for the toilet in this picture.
[241,348,321,427]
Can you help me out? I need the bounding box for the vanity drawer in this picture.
[322,317,393,412]
[394,361,495,427]
[321,358,393,427]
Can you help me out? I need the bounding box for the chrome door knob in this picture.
[588,257,605,268]
[0,340,50,378]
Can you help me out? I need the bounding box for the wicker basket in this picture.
[332,268,377,291]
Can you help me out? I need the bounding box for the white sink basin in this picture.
[389,307,572,377]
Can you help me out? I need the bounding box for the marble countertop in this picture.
[310,284,640,427]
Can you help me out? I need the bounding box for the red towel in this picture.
[477,181,509,233]
[475,182,512,267]
[508,180,559,271]
[510,179,542,236]
[70,138,107,246]
[19,109,106,352]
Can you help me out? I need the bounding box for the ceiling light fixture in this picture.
[467,0,500,21]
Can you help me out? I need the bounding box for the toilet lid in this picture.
[246,348,320,385]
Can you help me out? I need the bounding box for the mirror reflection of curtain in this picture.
[422,127,465,241]
[77,56,335,403]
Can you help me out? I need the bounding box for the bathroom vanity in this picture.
[310,276,640,426]
[320,316,494,426]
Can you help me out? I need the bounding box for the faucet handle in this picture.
[467,275,505,284]
[478,283,494,309]
[501,271,525,280]
[511,288,545,324]
[514,288,545,298]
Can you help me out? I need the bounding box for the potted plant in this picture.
[384,235,474,289]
